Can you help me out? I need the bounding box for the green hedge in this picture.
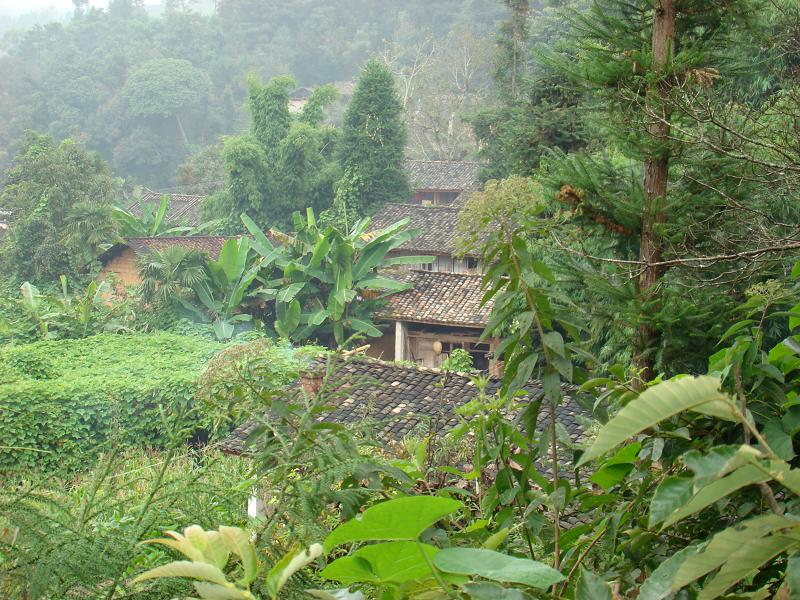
[0,332,225,471]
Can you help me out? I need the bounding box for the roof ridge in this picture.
[125,235,238,241]
[316,354,491,380]
[379,202,461,211]
[407,268,483,278]
[406,159,483,165]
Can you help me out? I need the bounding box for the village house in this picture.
[405,159,481,206]
[370,202,481,274]
[366,269,498,372]
[222,355,585,448]
[127,189,205,227]
[100,236,235,290]
[220,355,587,518]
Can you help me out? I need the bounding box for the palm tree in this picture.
[138,246,208,306]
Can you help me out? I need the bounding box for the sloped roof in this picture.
[371,203,473,257]
[127,190,204,227]
[405,160,481,192]
[377,269,490,327]
[123,236,237,260]
[221,356,587,452]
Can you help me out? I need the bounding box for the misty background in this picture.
[0,0,507,192]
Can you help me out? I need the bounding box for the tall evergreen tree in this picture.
[469,0,587,180]
[335,60,410,218]
[536,0,799,376]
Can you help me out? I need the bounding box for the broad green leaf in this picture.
[638,544,701,600]
[461,582,534,599]
[578,376,730,466]
[672,514,795,590]
[349,318,382,337]
[132,560,229,585]
[277,282,305,303]
[648,477,693,528]
[682,445,754,487]
[542,331,565,357]
[764,419,795,460]
[265,544,323,599]
[698,534,798,600]
[323,496,462,552]
[321,542,437,584]
[576,567,612,600]
[787,553,800,599]
[241,213,276,256]
[218,527,259,586]
[192,582,252,600]
[433,548,564,590]
[662,464,769,529]
[589,464,634,490]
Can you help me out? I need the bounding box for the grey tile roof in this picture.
[377,269,491,327]
[405,160,481,191]
[220,356,587,455]
[127,190,204,227]
[124,236,238,260]
[371,203,474,257]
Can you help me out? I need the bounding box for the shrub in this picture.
[0,332,224,471]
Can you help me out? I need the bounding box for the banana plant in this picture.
[113,194,221,238]
[243,209,432,346]
[180,237,265,340]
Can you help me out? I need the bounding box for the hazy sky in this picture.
[0,0,159,17]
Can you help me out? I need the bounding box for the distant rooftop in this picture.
[377,269,490,328]
[371,203,474,257]
[405,160,481,192]
[127,190,204,227]
[221,355,586,450]
[122,236,237,260]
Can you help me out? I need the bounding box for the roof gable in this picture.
[405,160,481,192]
[122,236,237,260]
[371,203,471,257]
[377,269,491,327]
[127,190,204,227]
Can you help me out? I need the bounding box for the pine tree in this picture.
[538,0,798,376]
[337,59,410,216]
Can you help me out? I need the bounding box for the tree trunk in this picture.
[634,0,676,382]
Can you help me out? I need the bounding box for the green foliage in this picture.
[0,332,224,471]
[440,348,474,372]
[0,447,253,599]
[133,524,322,600]
[210,75,340,231]
[336,60,410,217]
[0,133,119,282]
[244,209,426,347]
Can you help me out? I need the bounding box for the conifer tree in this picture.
[536,0,798,376]
[336,60,410,217]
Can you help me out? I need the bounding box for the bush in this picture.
[0,332,225,471]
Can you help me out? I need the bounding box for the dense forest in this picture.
[2,1,800,599]
[0,0,505,186]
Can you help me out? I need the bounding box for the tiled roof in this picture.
[220,356,587,454]
[405,160,481,192]
[371,203,472,257]
[125,236,237,260]
[127,190,204,227]
[377,269,490,327]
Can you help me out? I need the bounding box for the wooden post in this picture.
[394,320,407,361]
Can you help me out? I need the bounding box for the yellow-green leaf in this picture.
[578,376,731,466]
